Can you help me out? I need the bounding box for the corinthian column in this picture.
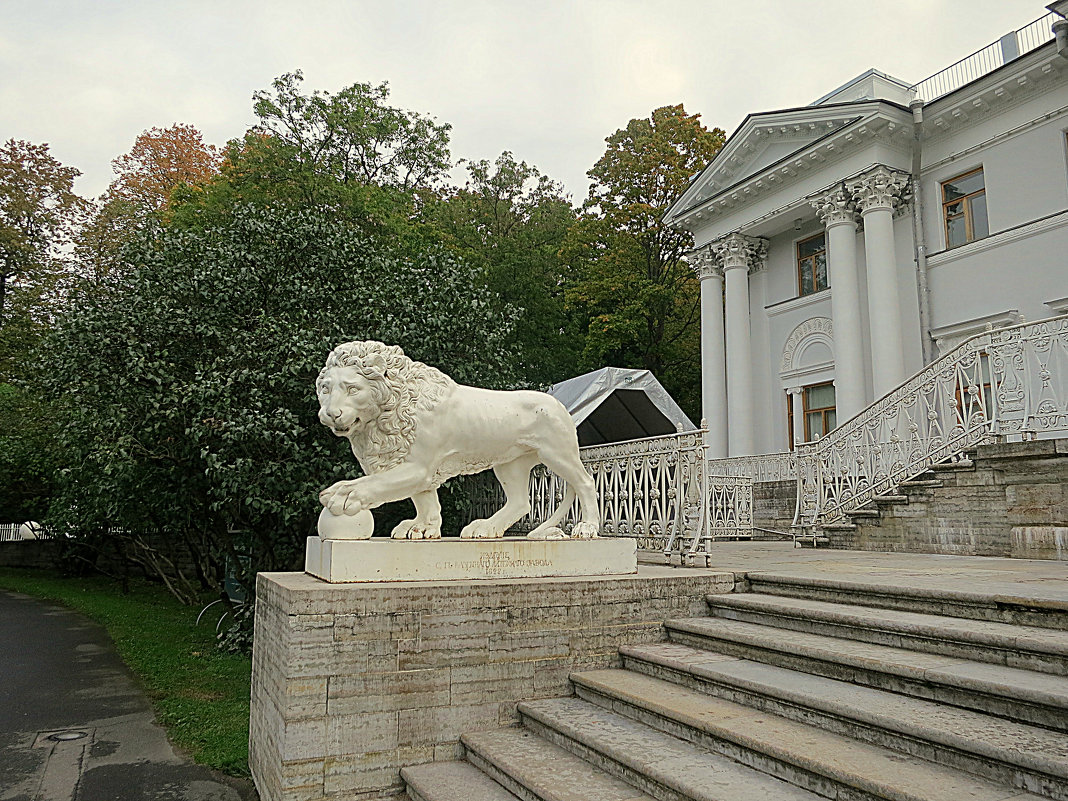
[712,232,767,457]
[690,246,728,458]
[809,186,866,423]
[851,165,910,397]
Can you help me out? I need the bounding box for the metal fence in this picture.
[909,13,1057,102]
[0,522,48,542]
[469,430,754,554]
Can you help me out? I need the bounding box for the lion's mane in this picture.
[320,341,456,473]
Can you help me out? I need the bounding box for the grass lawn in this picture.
[0,567,252,776]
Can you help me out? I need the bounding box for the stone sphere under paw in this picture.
[318,507,374,540]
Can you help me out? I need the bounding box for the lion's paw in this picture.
[319,480,370,517]
[460,519,505,539]
[527,527,567,540]
[391,519,442,540]
[570,522,599,540]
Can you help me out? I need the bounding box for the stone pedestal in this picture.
[305,537,637,583]
[250,567,735,801]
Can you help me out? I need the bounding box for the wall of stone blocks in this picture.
[250,567,735,801]
[829,439,1068,559]
[752,479,796,535]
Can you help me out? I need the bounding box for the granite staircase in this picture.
[403,575,1068,801]
[824,440,1068,559]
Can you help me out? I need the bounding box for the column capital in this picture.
[687,245,721,280]
[785,386,803,396]
[711,232,768,273]
[808,185,858,228]
[849,165,910,214]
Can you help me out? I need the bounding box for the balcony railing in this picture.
[909,13,1057,102]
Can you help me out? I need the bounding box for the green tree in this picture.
[432,151,582,387]
[0,139,86,379]
[45,204,517,604]
[172,73,451,246]
[565,105,724,419]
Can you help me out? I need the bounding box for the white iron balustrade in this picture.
[468,429,754,552]
[795,314,1068,530]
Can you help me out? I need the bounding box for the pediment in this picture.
[666,101,912,228]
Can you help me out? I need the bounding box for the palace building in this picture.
[668,3,1068,458]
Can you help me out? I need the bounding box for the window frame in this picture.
[802,381,837,442]
[941,167,988,249]
[795,232,828,298]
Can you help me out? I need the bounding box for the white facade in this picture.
[668,7,1068,458]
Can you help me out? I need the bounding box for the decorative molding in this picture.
[780,317,835,374]
[711,232,768,274]
[687,245,721,280]
[927,208,1068,268]
[1046,296,1068,315]
[808,185,858,227]
[930,309,1023,355]
[849,165,910,214]
[766,287,832,318]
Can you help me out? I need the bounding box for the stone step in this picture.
[515,697,825,801]
[615,641,1068,795]
[706,593,1068,673]
[567,668,1045,801]
[872,493,908,505]
[847,508,882,519]
[653,617,1068,731]
[402,760,521,801]
[461,727,654,801]
[898,479,945,489]
[742,573,1068,630]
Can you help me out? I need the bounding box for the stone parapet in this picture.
[250,567,734,801]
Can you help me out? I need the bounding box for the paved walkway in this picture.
[688,541,1068,605]
[0,590,252,801]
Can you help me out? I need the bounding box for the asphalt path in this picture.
[0,589,252,801]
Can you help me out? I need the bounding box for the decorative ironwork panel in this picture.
[796,315,1068,528]
[464,430,755,551]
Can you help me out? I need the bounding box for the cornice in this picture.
[921,42,1067,141]
[667,106,912,232]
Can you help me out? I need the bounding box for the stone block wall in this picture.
[830,439,1068,558]
[250,568,735,801]
[752,479,796,535]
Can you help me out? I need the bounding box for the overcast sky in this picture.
[2,0,1049,204]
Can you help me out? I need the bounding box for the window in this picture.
[803,382,837,441]
[942,168,988,248]
[796,233,828,297]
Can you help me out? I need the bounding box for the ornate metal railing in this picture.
[468,430,754,552]
[707,451,796,483]
[796,314,1068,528]
[909,13,1057,102]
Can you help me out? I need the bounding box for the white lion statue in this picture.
[317,340,599,541]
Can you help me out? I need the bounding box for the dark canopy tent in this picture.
[548,367,696,447]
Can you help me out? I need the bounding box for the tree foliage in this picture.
[109,124,221,213]
[252,71,451,191]
[565,105,724,418]
[77,124,221,283]
[432,151,582,386]
[0,139,85,378]
[44,205,517,603]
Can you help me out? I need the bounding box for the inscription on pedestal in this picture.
[305,537,636,583]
